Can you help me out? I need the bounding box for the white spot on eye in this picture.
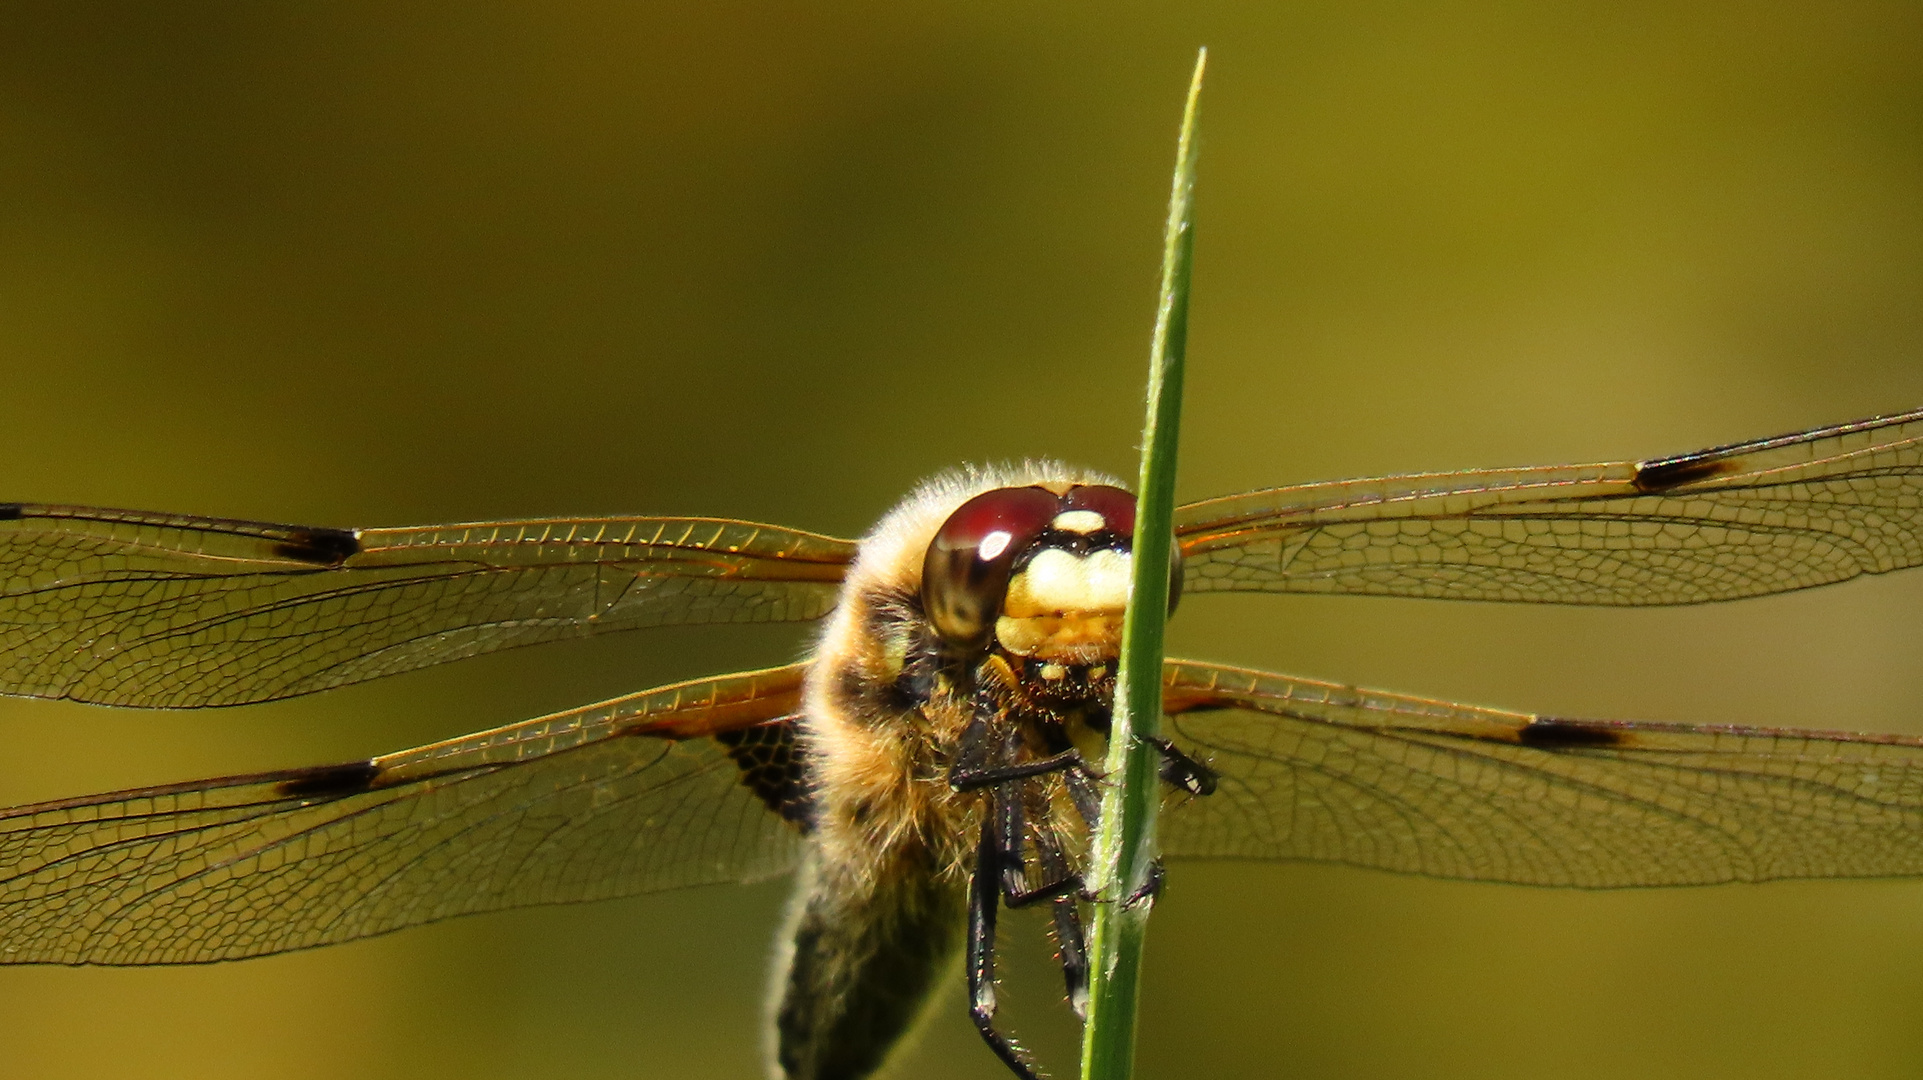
[1051,509,1106,534]
[978,530,1013,561]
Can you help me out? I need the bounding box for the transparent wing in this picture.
[1158,659,1923,886]
[0,664,810,965]
[0,504,854,706]
[1177,407,1923,605]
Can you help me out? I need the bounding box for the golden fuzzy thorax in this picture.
[768,463,1123,1080]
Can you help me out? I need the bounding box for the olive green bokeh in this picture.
[3,4,1923,1079]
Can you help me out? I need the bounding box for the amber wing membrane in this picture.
[1176,407,1923,605]
[0,665,808,964]
[0,505,854,707]
[1158,659,1923,886]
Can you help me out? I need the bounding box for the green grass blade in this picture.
[1078,45,1205,1080]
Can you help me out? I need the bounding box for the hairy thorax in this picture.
[774,464,1127,1080]
[801,563,983,894]
[797,464,1125,894]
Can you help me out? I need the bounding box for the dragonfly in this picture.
[2,407,1923,1080]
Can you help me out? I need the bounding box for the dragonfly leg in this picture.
[1004,873,1083,909]
[952,747,1090,791]
[1051,896,1090,1019]
[1036,833,1090,1019]
[1021,735,1200,900]
[989,752,1085,909]
[1121,858,1167,911]
[962,727,1204,802]
[1148,735,1217,796]
[968,802,1045,1080]
[991,739,1032,899]
[954,716,1073,790]
[1061,765,1103,830]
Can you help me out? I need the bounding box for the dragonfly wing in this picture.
[0,505,854,706]
[0,664,811,965]
[1177,407,1923,606]
[1158,658,1923,887]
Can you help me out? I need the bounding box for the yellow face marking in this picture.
[1040,662,1067,681]
[992,613,1123,660]
[1049,509,1106,534]
[996,548,1130,660]
[1002,548,1130,618]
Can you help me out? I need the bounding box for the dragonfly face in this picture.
[3,409,1923,1079]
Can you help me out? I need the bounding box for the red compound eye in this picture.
[1063,484,1136,537]
[1064,483,1184,615]
[921,486,1060,648]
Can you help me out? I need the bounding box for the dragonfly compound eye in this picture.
[1061,483,1136,538]
[921,486,1061,649]
[1062,483,1180,617]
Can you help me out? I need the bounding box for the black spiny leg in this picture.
[1122,858,1168,910]
[992,779,1081,909]
[1149,735,1217,796]
[968,798,1043,1080]
[953,746,1090,791]
[1036,832,1090,1019]
[1061,762,1103,831]
[995,731,1031,900]
[953,701,1097,793]
[964,731,1209,801]
[952,716,996,778]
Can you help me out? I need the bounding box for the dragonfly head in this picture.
[920,483,1179,672]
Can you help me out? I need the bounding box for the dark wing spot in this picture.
[274,760,382,798]
[1632,455,1742,493]
[1517,717,1631,749]
[0,504,22,521]
[717,719,814,830]
[273,527,361,565]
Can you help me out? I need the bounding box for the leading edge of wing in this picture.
[1171,406,1923,606]
[0,663,810,966]
[0,504,856,707]
[1174,406,1923,532]
[1158,658,1923,888]
[0,503,860,569]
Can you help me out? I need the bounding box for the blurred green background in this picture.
[4,3,1923,1078]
